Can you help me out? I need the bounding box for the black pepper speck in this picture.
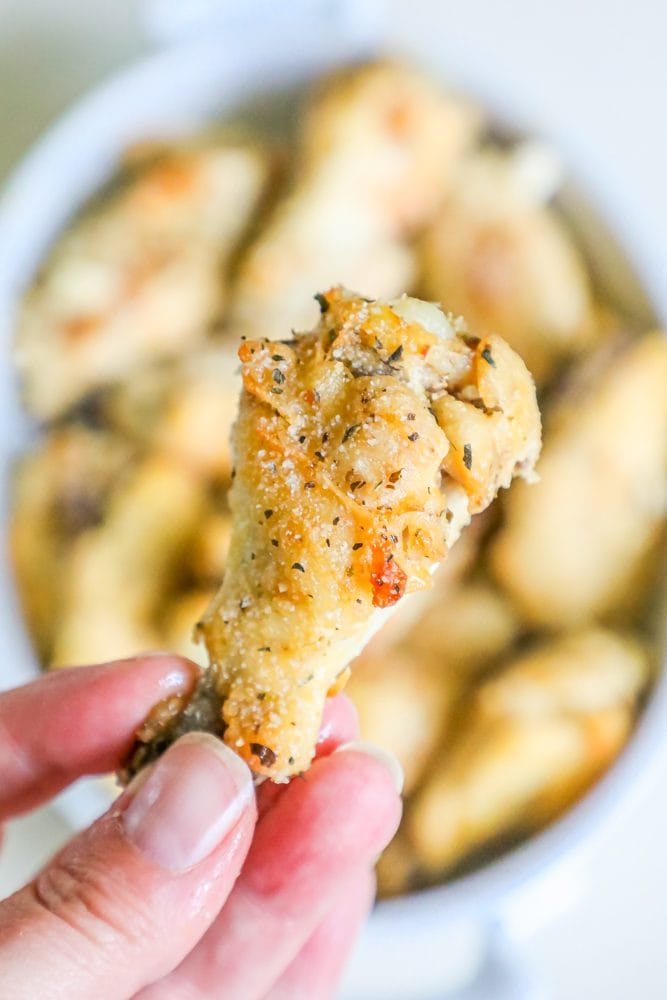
[250,743,276,767]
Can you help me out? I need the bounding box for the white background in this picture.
[1,2,666,997]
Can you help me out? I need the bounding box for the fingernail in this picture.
[115,651,177,662]
[334,740,404,795]
[122,733,254,872]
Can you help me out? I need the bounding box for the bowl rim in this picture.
[1,33,666,928]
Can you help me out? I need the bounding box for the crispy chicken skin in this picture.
[16,143,269,419]
[409,628,649,875]
[492,333,667,628]
[186,287,540,780]
[229,62,480,341]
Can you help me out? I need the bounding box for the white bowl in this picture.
[1,26,665,1000]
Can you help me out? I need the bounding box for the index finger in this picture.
[0,655,198,821]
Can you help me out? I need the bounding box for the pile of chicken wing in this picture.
[11,61,667,892]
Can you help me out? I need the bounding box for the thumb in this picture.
[0,733,256,1000]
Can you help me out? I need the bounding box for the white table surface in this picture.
[2,3,667,997]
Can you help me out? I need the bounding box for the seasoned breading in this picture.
[345,517,484,658]
[10,426,135,660]
[51,455,206,667]
[409,628,649,874]
[420,144,596,383]
[492,332,667,627]
[229,62,480,341]
[16,143,269,418]
[162,287,540,781]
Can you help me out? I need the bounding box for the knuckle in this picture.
[33,850,154,950]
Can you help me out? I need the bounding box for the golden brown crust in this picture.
[199,288,540,779]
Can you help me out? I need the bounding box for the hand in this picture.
[0,656,402,999]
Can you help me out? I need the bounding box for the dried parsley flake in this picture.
[343,423,362,443]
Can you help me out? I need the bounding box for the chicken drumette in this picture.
[126,288,540,782]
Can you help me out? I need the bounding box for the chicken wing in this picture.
[492,332,667,627]
[407,576,520,676]
[51,455,206,667]
[229,61,480,341]
[10,426,135,661]
[408,628,649,875]
[347,576,519,794]
[127,287,540,782]
[17,142,269,419]
[420,144,596,383]
[346,646,459,796]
